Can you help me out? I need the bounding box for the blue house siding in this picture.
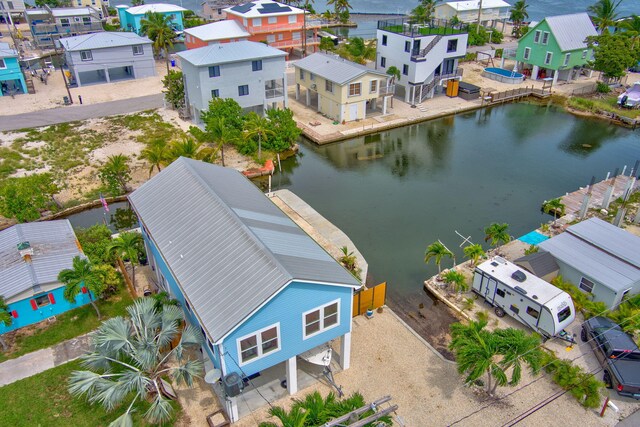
[0,286,91,334]
[221,281,353,377]
[0,56,27,96]
[119,11,185,34]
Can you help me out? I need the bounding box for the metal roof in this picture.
[184,20,250,41]
[294,52,387,86]
[0,42,18,59]
[50,7,100,17]
[440,0,510,12]
[0,220,84,300]
[539,218,640,292]
[120,3,187,14]
[515,250,559,278]
[128,158,360,343]
[177,40,286,66]
[542,13,597,52]
[225,0,303,18]
[59,32,152,51]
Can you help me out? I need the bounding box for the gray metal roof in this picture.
[295,52,387,86]
[515,250,559,278]
[0,220,84,300]
[543,13,597,52]
[538,218,640,292]
[176,40,286,67]
[128,158,360,343]
[59,32,152,51]
[0,42,18,59]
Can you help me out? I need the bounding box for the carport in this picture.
[75,66,135,87]
[107,66,134,82]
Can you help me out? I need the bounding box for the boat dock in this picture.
[557,173,639,215]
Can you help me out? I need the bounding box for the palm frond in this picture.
[145,393,174,424]
[171,358,204,387]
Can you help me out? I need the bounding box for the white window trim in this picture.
[288,14,296,24]
[236,323,281,367]
[0,58,6,69]
[563,52,570,67]
[544,51,553,65]
[370,79,377,94]
[302,299,341,340]
[542,31,549,45]
[534,30,541,43]
[579,277,594,293]
[348,82,361,97]
[252,17,261,27]
[523,47,530,60]
[582,49,588,59]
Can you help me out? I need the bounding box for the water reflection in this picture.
[110,207,139,231]
[559,119,625,157]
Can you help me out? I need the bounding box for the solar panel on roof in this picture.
[231,2,254,13]
[258,3,291,13]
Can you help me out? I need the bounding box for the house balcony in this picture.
[247,20,321,35]
[268,36,319,49]
[502,48,518,59]
[265,79,285,99]
[378,18,469,39]
[31,22,103,36]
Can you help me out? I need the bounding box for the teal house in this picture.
[0,42,27,97]
[515,13,597,84]
[116,3,187,35]
[0,220,92,335]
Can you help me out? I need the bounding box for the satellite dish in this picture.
[204,369,222,384]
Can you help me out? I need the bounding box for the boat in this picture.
[299,345,332,366]
[618,82,640,108]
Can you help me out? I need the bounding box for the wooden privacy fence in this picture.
[352,282,387,317]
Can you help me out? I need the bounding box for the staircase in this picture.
[24,77,35,94]
[414,68,464,103]
[411,35,442,62]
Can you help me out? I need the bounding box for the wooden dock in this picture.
[482,86,551,106]
[557,175,638,215]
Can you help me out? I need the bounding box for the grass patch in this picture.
[0,147,37,179]
[0,359,180,427]
[107,111,183,143]
[0,285,133,363]
[568,95,640,119]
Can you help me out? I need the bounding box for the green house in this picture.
[515,13,597,84]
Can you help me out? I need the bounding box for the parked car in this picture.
[581,316,640,399]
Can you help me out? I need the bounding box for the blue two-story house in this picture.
[128,158,361,422]
[0,42,27,97]
[0,220,92,335]
[116,3,187,35]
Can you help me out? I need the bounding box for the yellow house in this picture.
[73,0,108,15]
[294,53,392,123]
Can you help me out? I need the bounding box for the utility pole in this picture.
[301,0,308,57]
[54,35,74,105]
[476,0,483,34]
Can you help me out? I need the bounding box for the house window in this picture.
[579,277,594,293]
[382,34,387,46]
[299,69,305,80]
[211,89,219,98]
[303,300,340,338]
[252,17,262,27]
[544,51,553,65]
[446,39,458,52]
[35,294,50,308]
[510,304,519,314]
[8,1,14,8]
[402,64,408,75]
[209,65,220,77]
[266,34,276,43]
[404,41,410,52]
[83,16,91,25]
[370,79,377,93]
[252,60,262,71]
[238,324,280,364]
[61,18,70,27]
[80,50,93,61]
[0,58,5,69]
[76,0,81,5]
[563,53,571,66]
[526,306,540,319]
[238,84,249,96]
[310,72,315,81]
[348,82,361,97]
[542,31,549,45]
[534,30,541,43]
[582,49,588,59]
[523,47,531,60]
[496,288,506,298]
[325,79,333,93]
[292,32,301,40]
[268,16,277,24]
[380,56,386,67]
[132,45,144,55]
[288,14,296,24]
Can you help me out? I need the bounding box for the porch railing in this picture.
[378,18,469,38]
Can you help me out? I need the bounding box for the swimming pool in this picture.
[518,230,550,245]
[483,67,525,84]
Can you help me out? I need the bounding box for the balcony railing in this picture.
[31,22,103,35]
[265,80,285,99]
[378,18,469,38]
[247,20,321,34]
[267,37,319,49]
[378,83,396,96]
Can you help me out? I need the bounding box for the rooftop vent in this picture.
[511,270,526,282]
[17,241,34,262]
[514,286,528,295]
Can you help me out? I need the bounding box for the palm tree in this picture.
[493,328,542,387]
[68,298,203,426]
[58,256,104,319]
[587,0,623,34]
[463,243,485,267]
[140,139,170,177]
[140,11,177,73]
[542,198,566,221]
[327,0,352,22]
[509,0,529,37]
[207,117,240,167]
[421,0,437,21]
[442,270,468,294]
[100,154,131,195]
[424,241,454,274]
[244,112,275,161]
[168,137,216,163]
[484,223,511,248]
[0,296,12,351]
[108,232,144,290]
[411,5,429,24]
[386,66,400,107]
[620,15,640,48]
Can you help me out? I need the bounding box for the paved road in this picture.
[0,93,165,132]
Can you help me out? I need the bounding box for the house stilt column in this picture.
[225,397,239,423]
[295,83,300,100]
[531,65,539,80]
[382,96,388,115]
[340,332,351,370]
[284,73,289,107]
[552,69,559,85]
[286,356,298,394]
[305,88,310,106]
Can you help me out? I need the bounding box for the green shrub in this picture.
[596,82,611,93]
[542,350,604,408]
[491,29,504,44]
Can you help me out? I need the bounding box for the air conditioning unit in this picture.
[222,372,244,397]
[310,83,317,90]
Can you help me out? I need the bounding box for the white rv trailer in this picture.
[472,257,576,338]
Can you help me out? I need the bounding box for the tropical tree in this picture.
[68,298,203,426]
[411,5,429,24]
[542,198,565,221]
[587,0,623,34]
[484,223,511,248]
[244,112,275,160]
[0,173,59,222]
[327,0,352,23]
[619,15,640,48]
[493,327,543,387]
[140,11,177,73]
[509,0,529,38]
[463,243,485,266]
[0,296,12,351]
[99,154,131,196]
[58,256,104,319]
[162,70,185,110]
[205,117,241,167]
[421,0,437,20]
[131,0,144,5]
[588,33,640,80]
[108,232,144,289]
[425,241,454,274]
[442,270,468,294]
[168,137,218,163]
[140,139,170,177]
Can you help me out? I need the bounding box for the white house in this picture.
[177,40,287,122]
[376,18,468,104]
[0,0,26,25]
[435,0,511,25]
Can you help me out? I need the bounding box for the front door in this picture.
[349,103,358,121]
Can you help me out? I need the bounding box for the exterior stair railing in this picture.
[417,68,463,103]
[410,35,442,62]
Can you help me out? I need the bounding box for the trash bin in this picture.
[170,59,176,67]
[63,96,70,105]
